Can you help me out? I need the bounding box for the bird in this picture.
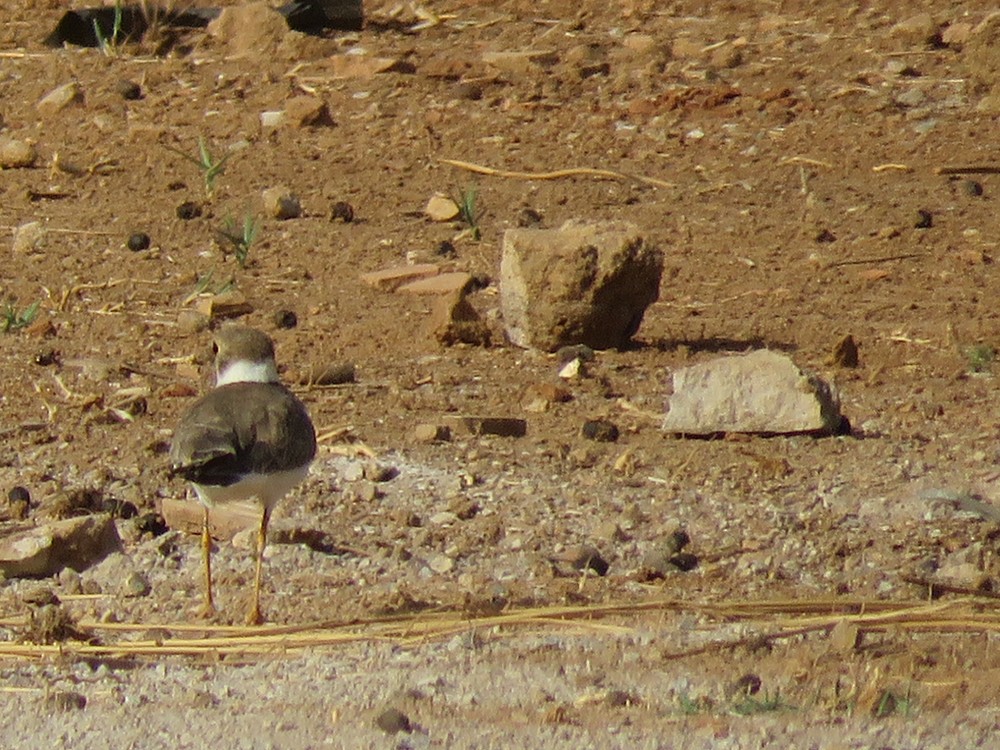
[169,325,317,624]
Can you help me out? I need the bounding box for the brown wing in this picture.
[169,383,316,487]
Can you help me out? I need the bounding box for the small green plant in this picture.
[2,300,40,333]
[964,344,996,373]
[165,137,231,196]
[730,689,791,716]
[217,213,260,268]
[93,0,125,56]
[454,184,482,240]
[873,688,913,719]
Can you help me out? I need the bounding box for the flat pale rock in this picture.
[160,497,261,541]
[501,219,663,351]
[398,272,472,295]
[662,350,843,435]
[37,82,83,117]
[360,264,439,291]
[0,514,121,578]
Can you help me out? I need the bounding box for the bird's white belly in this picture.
[192,464,310,510]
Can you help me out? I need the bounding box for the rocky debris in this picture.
[37,82,83,116]
[0,514,121,578]
[425,194,460,222]
[175,201,202,220]
[159,497,260,541]
[444,415,527,438]
[399,272,473,296]
[360,263,439,291]
[0,137,38,168]
[890,13,941,47]
[176,309,210,335]
[273,309,298,329]
[424,290,491,346]
[662,350,844,436]
[640,528,698,579]
[7,486,32,520]
[44,691,87,712]
[116,79,142,100]
[500,220,663,351]
[262,186,302,220]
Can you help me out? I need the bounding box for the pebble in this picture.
[581,419,620,442]
[425,194,460,222]
[567,545,610,576]
[375,707,412,734]
[302,362,355,386]
[44,691,87,712]
[120,571,151,598]
[330,201,355,223]
[0,137,38,168]
[963,180,984,197]
[914,209,933,229]
[37,82,83,116]
[414,423,451,443]
[427,553,455,574]
[126,232,151,252]
[262,186,302,220]
[177,309,211,335]
[11,222,46,254]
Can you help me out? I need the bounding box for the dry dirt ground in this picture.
[2,0,1000,746]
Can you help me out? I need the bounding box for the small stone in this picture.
[398,272,473,295]
[557,344,596,364]
[21,584,58,606]
[260,110,284,129]
[116,79,143,100]
[828,334,860,368]
[120,571,151,598]
[454,81,483,100]
[194,290,253,321]
[0,137,38,168]
[890,13,940,47]
[8,486,31,520]
[262,187,301,220]
[425,290,491,347]
[330,201,354,223]
[176,201,202,220]
[37,82,83,116]
[273,309,297,329]
[915,209,933,229]
[730,673,762,697]
[34,349,60,366]
[284,95,335,127]
[375,707,412,734]
[425,193,461,222]
[829,619,860,653]
[0,514,121,578]
[428,553,455,573]
[414,423,451,443]
[558,358,584,379]
[360,264,440,291]
[894,87,925,108]
[814,228,836,243]
[582,419,619,442]
[126,232,151,252]
[12,222,46,254]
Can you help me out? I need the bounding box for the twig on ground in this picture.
[438,158,674,189]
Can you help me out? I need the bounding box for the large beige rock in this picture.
[0,514,121,578]
[500,220,663,351]
[662,350,843,435]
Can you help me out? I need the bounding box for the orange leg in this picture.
[247,505,272,625]
[199,506,216,618]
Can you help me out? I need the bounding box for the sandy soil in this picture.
[2,0,1000,745]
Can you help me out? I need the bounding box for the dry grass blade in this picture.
[3,596,1000,661]
[439,158,674,190]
